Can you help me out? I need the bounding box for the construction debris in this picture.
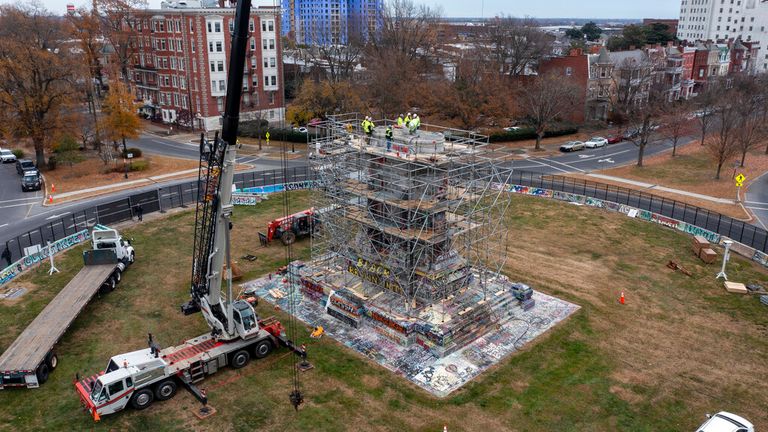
[724,281,749,294]
[666,260,692,276]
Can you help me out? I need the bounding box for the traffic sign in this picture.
[265,131,270,143]
[735,173,745,187]
[127,153,134,159]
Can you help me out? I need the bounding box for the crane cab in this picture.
[233,300,260,339]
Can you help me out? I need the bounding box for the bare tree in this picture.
[483,16,552,77]
[67,6,104,148]
[94,0,146,88]
[611,56,664,167]
[706,94,740,179]
[731,76,765,166]
[660,99,691,157]
[0,4,81,167]
[304,13,364,84]
[695,84,719,146]
[517,71,580,150]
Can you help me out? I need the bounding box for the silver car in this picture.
[559,141,585,152]
[585,137,608,148]
[0,149,16,163]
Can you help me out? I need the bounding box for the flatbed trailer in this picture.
[0,228,134,389]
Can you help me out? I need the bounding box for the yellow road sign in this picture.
[735,173,745,187]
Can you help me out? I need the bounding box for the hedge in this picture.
[488,127,579,143]
[11,149,24,159]
[237,124,307,144]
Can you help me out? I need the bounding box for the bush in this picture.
[488,126,579,143]
[47,155,57,170]
[11,149,24,159]
[122,147,143,158]
[130,160,149,171]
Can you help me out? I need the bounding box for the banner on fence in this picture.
[232,194,266,206]
[0,229,90,287]
[239,180,316,195]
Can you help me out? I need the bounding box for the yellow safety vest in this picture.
[397,117,404,126]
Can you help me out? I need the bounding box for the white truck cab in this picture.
[92,227,135,265]
[696,412,754,432]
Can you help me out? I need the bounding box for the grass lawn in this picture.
[0,191,766,432]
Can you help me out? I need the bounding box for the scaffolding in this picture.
[308,113,517,310]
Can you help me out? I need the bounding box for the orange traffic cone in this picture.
[619,292,625,305]
[51,183,55,193]
[48,194,53,204]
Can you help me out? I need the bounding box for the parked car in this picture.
[559,141,585,152]
[16,159,35,175]
[695,411,753,432]
[584,137,608,148]
[0,149,16,163]
[297,127,308,134]
[21,171,42,192]
[503,126,523,132]
[606,135,623,144]
[622,129,640,140]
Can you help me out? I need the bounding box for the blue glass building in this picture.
[281,0,381,45]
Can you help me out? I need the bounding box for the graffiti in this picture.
[347,257,403,294]
[553,191,585,204]
[585,197,605,208]
[508,185,553,198]
[0,229,91,288]
[240,180,316,195]
[679,222,721,244]
[651,213,680,229]
[232,194,264,206]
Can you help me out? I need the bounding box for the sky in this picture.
[16,0,679,19]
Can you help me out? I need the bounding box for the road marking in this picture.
[45,212,70,220]
[744,200,768,205]
[0,202,40,209]
[578,154,594,159]
[540,157,585,173]
[598,158,615,163]
[532,160,571,173]
[569,148,633,163]
[0,223,7,228]
[746,206,768,211]
[0,196,43,204]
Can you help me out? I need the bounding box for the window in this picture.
[270,57,276,68]
[191,42,195,53]
[262,38,267,49]
[179,59,185,71]
[268,20,274,32]
[269,39,275,49]
[164,76,170,86]
[170,57,177,70]
[214,22,221,33]
[252,74,258,86]
[180,77,186,89]
[250,38,255,50]
[160,39,166,50]
[217,97,224,112]
[163,58,168,69]
[207,22,212,32]
[229,21,234,33]
[262,21,266,32]
[211,80,216,92]
[190,20,194,33]
[249,19,254,32]
[209,42,214,52]
[251,57,257,68]
[565,67,572,76]
[217,61,224,72]
[177,39,183,52]
[263,58,269,68]
[271,76,276,86]
[172,76,178,87]
[243,81,248,90]
[193,62,197,72]
[108,381,124,396]
[210,62,216,72]
[264,75,269,86]
[219,80,225,91]
[216,41,222,52]
[269,92,275,104]
[159,21,164,32]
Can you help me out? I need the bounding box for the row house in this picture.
[128,3,283,132]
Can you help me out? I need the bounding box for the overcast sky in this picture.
[20,0,678,19]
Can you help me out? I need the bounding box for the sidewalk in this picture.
[585,173,737,204]
[46,169,199,204]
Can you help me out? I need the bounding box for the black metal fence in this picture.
[2,166,312,264]
[3,166,767,268]
[510,171,768,254]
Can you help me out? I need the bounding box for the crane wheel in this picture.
[36,363,49,384]
[45,352,58,371]
[230,349,250,369]
[280,231,296,245]
[154,379,177,401]
[252,340,273,359]
[130,388,154,410]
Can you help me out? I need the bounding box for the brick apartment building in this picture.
[128,3,283,132]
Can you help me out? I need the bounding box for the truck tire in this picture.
[154,379,177,401]
[230,349,250,369]
[45,352,58,371]
[112,268,122,284]
[99,277,116,294]
[36,363,49,385]
[252,340,273,359]
[280,231,296,245]
[130,388,154,410]
[129,251,135,264]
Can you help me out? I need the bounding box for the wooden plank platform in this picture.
[0,264,115,372]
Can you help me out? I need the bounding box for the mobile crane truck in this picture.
[74,0,308,420]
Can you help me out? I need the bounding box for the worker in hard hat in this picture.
[385,125,393,152]
[404,112,412,129]
[409,114,421,134]
[396,113,405,127]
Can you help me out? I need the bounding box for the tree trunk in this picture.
[535,132,543,151]
[672,137,678,157]
[740,149,747,168]
[34,143,46,169]
[715,161,723,180]
[637,140,646,167]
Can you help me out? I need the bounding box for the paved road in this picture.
[0,160,44,233]
[745,171,768,230]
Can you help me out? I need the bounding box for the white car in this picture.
[0,149,16,163]
[695,411,753,432]
[584,137,608,148]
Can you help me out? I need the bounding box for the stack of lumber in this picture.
[724,281,748,294]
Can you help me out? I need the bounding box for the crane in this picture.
[74,0,307,420]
